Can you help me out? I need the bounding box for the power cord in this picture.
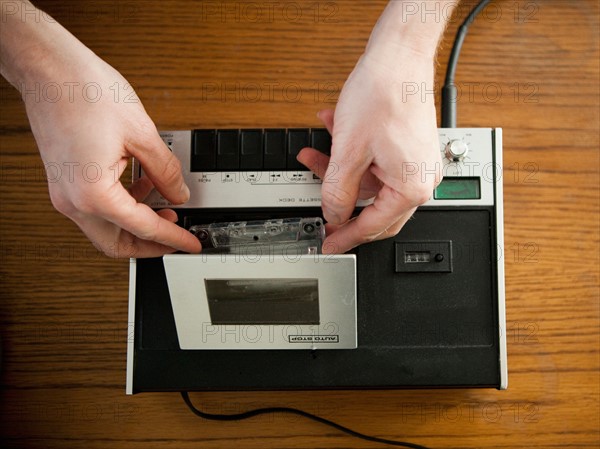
[441,0,492,127]
[182,392,432,449]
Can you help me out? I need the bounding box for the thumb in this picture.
[126,122,190,205]
[321,135,371,225]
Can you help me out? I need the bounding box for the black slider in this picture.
[310,128,332,156]
[240,130,263,170]
[217,130,240,170]
[287,129,310,171]
[263,129,286,170]
[191,130,217,172]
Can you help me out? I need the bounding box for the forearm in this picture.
[366,1,458,63]
[0,0,96,87]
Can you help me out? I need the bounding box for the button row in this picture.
[191,128,332,172]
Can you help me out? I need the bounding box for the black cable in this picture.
[181,392,432,449]
[441,0,492,128]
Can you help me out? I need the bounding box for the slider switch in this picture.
[217,130,240,170]
[264,129,286,170]
[191,130,217,172]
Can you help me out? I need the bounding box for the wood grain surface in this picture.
[1,1,598,448]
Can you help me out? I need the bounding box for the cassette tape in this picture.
[188,217,325,255]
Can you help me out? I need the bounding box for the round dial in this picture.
[444,140,469,161]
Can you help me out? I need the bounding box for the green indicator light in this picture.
[434,178,481,200]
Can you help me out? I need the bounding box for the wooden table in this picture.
[1,1,598,447]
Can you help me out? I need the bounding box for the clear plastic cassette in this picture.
[188,217,325,255]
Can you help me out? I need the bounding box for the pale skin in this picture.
[1,0,455,257]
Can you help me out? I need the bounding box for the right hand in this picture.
[298,51,442,254]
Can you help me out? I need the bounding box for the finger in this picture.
[357,168,383,200]
[128,175,155,202]
[364,213,411,240]
[126,122,190,205]
[324,222,342,236]
[296,109,334,177]
[324,214,405,238]
[315,107,381,199]
[297,147,330,179]
[323,209,414,254]
[297,148,381,201]
[96,183,201,254]
[156,208,179,223]
[72,212,184,258]
[322,185,416,254]
[318,105,373,224]
[323,212,409,255]
[321,137,372,225]
[116,236,179,258]
[110,232,181,258]
[317,109,335,134]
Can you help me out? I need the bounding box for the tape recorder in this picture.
[126,127,507,393]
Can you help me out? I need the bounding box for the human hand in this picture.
[1,1,200,258]
[19,48,201,258]
[298,50,442,254]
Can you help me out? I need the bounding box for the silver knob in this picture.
[444,140,469,161]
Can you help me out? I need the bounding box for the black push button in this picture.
[287,129,310,170]
[191,130,217,172]
[263,129,286,170]
[240,130,263,170]
[217,130,240,170]
[310,128,332,156]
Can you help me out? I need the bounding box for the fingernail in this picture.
[180,183,190,202]
[323,207,341,225]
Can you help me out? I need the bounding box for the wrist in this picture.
[1,1,97,88]
[365,1,457,62]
